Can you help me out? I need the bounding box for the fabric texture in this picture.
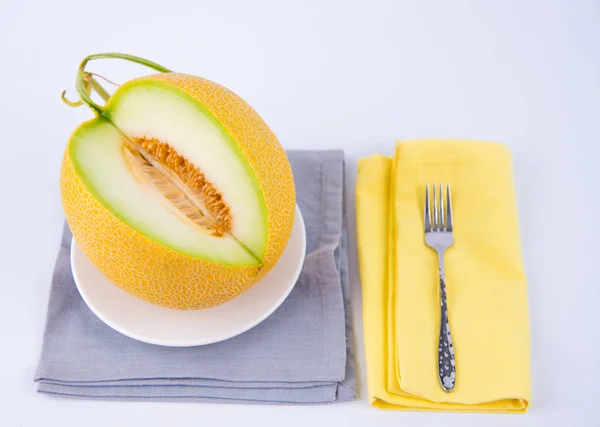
[35,150,355,404]
[356,140,530,412]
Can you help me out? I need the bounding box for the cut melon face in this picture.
[69,81,269,266]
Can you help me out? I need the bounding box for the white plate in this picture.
[71,206,306,347]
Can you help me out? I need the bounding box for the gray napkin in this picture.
[35,150,355,404]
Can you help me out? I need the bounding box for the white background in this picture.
[1,0,598,426]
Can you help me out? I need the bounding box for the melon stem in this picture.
[89,75,111,102]
[65,53,173,116]
[60,90,83,107]
[61,73,111,108]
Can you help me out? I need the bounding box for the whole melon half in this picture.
[61,63,296,309]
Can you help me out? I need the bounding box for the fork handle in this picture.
[437,252,456,392]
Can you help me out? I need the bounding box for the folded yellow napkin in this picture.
[356,140,531,412]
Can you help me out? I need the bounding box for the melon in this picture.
[60,54,296,309]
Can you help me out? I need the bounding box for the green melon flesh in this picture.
[69,82,268,266]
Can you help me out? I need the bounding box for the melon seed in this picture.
[122,137,232,236]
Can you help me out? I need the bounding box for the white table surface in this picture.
[1,0,599,425]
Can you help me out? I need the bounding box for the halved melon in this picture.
[61,71,296,309]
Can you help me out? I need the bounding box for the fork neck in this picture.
[436,249,446,272]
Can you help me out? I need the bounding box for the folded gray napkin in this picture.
[35,150,355,404]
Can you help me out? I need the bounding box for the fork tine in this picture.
[440,183,445,231]
[433,183,438,230]
[446,184,453,232]
[424,184,431,232]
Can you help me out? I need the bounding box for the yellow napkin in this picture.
[356,140,531,412]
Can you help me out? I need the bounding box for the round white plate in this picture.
[71,206,306,347]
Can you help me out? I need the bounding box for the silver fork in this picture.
[424,183,456,392]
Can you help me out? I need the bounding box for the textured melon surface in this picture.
[61,73,296,309]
